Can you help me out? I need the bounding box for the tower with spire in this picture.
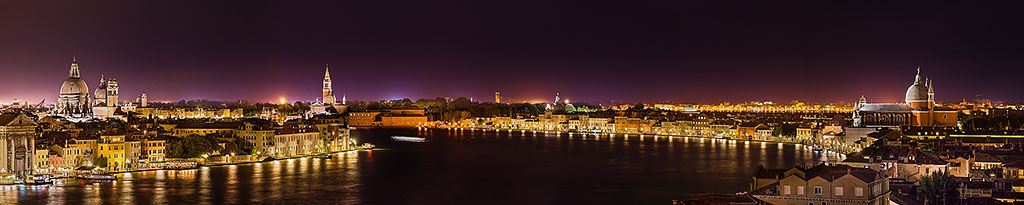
[322,64,336,105]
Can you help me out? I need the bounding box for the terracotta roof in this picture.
[803,164,884,183]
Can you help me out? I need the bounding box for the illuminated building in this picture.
[92,75,124,119]
[168,122,242,137]
[348,112,383,127]
[139,92,148,107]
[273,121,322,158]
[494,91,500,103]
[55,57,93,119]
[852,68,958,127]
[141,137,166,162]
[0,112,37,176]
[92,75,119,107]
[348,108,428,127]
[96,135,127,171]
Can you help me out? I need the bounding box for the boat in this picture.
[359,143,376,151]
[23,174,53,185]
[390,136,426,143]
[0,174,16,185]
[76,174,117,181]
[313,153,333,159]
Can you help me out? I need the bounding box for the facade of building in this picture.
[0,113,37,177]
[96,135,127,171]
[55,58,92,119]
[141,137,166,162]
[852,68,958,127]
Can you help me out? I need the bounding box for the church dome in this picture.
[905,68,928,103]
[94,86,107,99]
[60,77,89,95]
[94,80,107,99]
[905,83,928,102]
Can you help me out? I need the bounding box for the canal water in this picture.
[0,128,840,204]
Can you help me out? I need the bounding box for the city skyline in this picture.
[2,1,1023,104]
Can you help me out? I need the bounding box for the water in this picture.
[0,128,840,204]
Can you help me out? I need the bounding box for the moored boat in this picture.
[390,136,426,142]
[23,174,53,185]
[76,174,117,181]
[0,174,16,185]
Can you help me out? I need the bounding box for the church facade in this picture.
[852,69,958,127]
[0,112,37,177]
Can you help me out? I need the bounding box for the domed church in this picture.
[852,68,958,127]
[55,57,93,119]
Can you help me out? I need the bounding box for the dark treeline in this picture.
[346,97,602,122]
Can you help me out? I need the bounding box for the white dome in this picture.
[60,77,89,95]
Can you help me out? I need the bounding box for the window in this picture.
[855,187,863,197]
[834,187,843,196]
[813,186,822,195]
[797,186,805,195]
[821,202,826,205]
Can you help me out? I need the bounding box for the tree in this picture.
[93,156,108,168]
[166,134,221,158]
[221,139,248,156]
[920,170,957,204]
[630,103,645,111]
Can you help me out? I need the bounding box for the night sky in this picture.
[1,1,1022,104]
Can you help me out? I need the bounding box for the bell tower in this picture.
[322,64,336,105]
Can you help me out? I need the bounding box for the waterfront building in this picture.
[349,108,428,128]
[55,58,93,119]
[348,112,383,127]
[0,112,37,177]
[308,115,353,152]
[33,145,50,173]
[273,121,322,158]
[236,120,276,156]
[381,115,428,127]
[750,164,890,205]
[140,137,166,162]
[852,68,958,127]
[796,125,821,142]
[737,123,769,140]
[96,135,127,171]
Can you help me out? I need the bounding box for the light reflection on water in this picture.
[0,128,839,204]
